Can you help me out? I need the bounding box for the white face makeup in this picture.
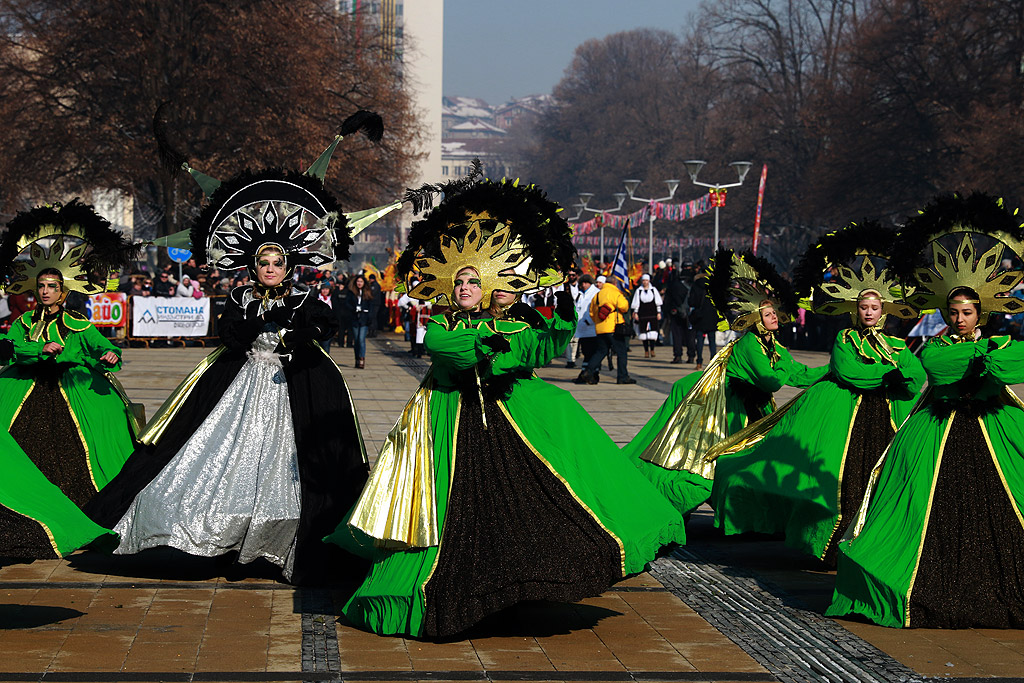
[453,267,483,311]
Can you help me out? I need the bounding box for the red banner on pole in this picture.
[752,164,768,254]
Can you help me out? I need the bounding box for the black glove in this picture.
[264,305,293,327]
[0,338,12,364]
[554,290,575,320]
[880,369,909,391]
[283,327,321,345]
[482,334,512,355]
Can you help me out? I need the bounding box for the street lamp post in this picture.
[622,179,680,274]
[572,192,627,265]
[683,160,753,254]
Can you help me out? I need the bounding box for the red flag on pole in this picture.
[752,164,768,254]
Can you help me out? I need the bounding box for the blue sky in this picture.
[443,0,703,104]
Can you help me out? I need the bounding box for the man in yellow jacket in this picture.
[574,275,636,385]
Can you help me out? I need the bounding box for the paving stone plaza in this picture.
[1,337,1022,682]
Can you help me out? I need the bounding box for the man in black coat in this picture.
[687,265,718,370]
[663,268,693,364]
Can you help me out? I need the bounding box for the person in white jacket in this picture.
[631,273,663,358]
[572,274,600,374]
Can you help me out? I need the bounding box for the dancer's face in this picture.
[857,297,883,328]
[36,276,63,307]
[949,301,979,336]
[453,267,483,311]
[759,302,779,331]
[256,249,287,287]
[491,290,517,307]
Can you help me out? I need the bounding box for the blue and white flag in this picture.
[611,223,630,291]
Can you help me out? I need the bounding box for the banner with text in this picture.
[87,293,128,328]
[131,296,211,337]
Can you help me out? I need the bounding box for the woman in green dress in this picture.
[706,223,925,565]
[621,249,827,516]
[827,192,1024,628]
[332,177,686,639]
[0,201,138,559]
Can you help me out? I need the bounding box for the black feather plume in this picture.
[153,102,188,172]
[707,248,735,317]
[793,220,896,297]
[340,110,384,142]
[742,250,798,315]
[890,191,1024,285]
[402,159,483,215]
[397,176,575,282]
[1,199,140,286]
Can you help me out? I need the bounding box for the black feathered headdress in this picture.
[707,248,796,331]
[164,109,384,273]
[793,220,917,321]
[397,175,575,308]
[1,199,139,295]
[890,192,1024,325]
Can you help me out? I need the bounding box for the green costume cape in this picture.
[622,330,826,515]
[330,311,686,637]
[710,328,924,558]
[0,310,135,555]
[827,335,1024,627]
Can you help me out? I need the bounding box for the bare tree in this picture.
[0,0,422,236]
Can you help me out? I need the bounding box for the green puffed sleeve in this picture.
[983,337,1024,385]
[5,316,48,365]
[491,313,574,373]
[423,318,493,371]
[727,332,790,393]
[782,344,829,387]
[74,324,123,372]
[920,336,983,385]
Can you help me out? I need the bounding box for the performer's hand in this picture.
[553,290,574,320]
[264,305,292,327]
[482,334,511,354]
[42,342,63,356]
[99,351,119,365]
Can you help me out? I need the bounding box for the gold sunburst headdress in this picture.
[793,220,917,324]
[707,248,797,331]
[396,174,575,309]
[1,200,138,296]
[890,192,1024,326]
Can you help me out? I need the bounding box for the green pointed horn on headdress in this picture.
[304,110,384,181]
[182,163,222,197]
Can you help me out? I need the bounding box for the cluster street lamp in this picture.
[683,160,754,253]
[571,192,628,264]
[622,179,680,274]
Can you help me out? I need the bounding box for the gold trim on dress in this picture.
[903,410,955,628]
[820,395,863,560]
[9,380,35,430]
[4,505,61,557]
[704,386,810,462]
[979,418,1024,531]
[420,396,462,612]
[639,340,737,477]
[496,400,626,577]
[349,373,438,549]
[139,346,227,446]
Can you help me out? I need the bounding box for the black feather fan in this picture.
[890,191,1024,285]
[340,110,384,142]
[402,159,483,215]
[707,248,735,317]
[707,247,797,318]
[396,177,575,282]
[1,199,140,286]
[793,220,896,297]
[189,168,350,266]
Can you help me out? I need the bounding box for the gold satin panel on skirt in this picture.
[349,374,439,548]
[639,341,737,480]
